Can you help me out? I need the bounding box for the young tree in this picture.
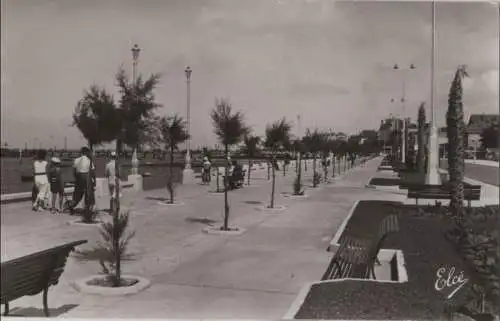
[211,98,248,230]
[159,114,189,204]
[243,134,261,185]
[417,103,427,174]
[264,118,292,208]
[305,129,324,188]
[446,66,468,225]
[292,138,304,195]
[73,85,117,222]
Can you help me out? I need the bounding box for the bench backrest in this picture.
[408,185,481,200]
[1,240,87,304]
[372,214,399,254]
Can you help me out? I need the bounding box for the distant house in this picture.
[466,114,499,148]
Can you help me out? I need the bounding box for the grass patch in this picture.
[295,200,487,320]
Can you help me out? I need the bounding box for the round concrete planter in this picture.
[255,204,287,212]
[283,193,309,199]
[72,275,151,296]
[202,226,247,235]
[157,200,185,206]
[67,219,104,227]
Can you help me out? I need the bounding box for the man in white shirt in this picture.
[69,147,94,214]
[105,151,118,212]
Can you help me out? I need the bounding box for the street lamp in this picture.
[183,66,195,183]
[130,44,140,174]
[426,1,441,185]
[131,44,140,83]
[393,63,416,163]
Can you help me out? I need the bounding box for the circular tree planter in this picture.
[202,226,246,235]
[255,204,287,212]
[157,200,185,206]
[72,275,151,296]
[67,218,105,227]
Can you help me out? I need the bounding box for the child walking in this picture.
[48,157,64,214]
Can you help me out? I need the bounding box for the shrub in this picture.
[449,206,500,314]
[74,211,136,286]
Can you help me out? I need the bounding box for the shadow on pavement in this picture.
[8,304,78,317]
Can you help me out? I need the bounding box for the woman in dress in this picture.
[32,149,49,211]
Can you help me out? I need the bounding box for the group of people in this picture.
[31,147,111,214]
[200,156,245,190]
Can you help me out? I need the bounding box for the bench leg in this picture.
[43,287,49,317]
[468,200,471,207]
[4,302,9,316]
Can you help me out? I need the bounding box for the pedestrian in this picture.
[68,147,94,214]
[48,157,64,214]
[202,156,211,184]
[32,149,49,211]
[105,151,118,212]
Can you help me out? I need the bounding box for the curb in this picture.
[202,226,247,235]
[254,204,287,212]
[72,275,151,296]
[327,200,359,252]
[157,200,185,206]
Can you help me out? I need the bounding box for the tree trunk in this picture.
[247,159,251,185]
[297,152,302,191]
[313,155,317,188]
[332,153,336,178]
[223,144,229,230]
[304,157,308,172]
[169,146,174,204]
[267,161,271,180]
[113,139,122,287]
[283,160,286,177]
[270,156,276,208]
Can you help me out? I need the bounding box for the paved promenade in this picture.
[1,157,393,318]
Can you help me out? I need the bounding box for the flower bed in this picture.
[294,200,487,319]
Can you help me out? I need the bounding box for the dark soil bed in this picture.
[295,200,482,320]
[86,276,139,287]
[368,177,402,186]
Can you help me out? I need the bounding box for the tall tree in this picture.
[446,66,468,225]
[211,98,248,230]
[417,103,426,174]
[243,134,261,185]
[159,114,189,204]
[264,118,292,208]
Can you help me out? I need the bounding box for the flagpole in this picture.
[426,0,441,185]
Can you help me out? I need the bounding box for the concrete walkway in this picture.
[2,157,386,318]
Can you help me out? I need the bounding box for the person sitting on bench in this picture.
[229,160,244,189]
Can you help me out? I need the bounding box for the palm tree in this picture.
[243,134,261,185]
[210,98,248,230]
[159,114,189,204]
[264,118,292,208]
[446,66,467,225]
[417,103,426,175]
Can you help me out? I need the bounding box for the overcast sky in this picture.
[1,0,499,149]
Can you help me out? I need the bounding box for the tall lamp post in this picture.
[393,63,416,163]
[130,44,141,175]
[426,1,440,185]
[183,66,195,183]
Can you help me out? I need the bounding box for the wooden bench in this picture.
[322,215,399,280]
[407,184,481,207]
[1,240,87,317]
